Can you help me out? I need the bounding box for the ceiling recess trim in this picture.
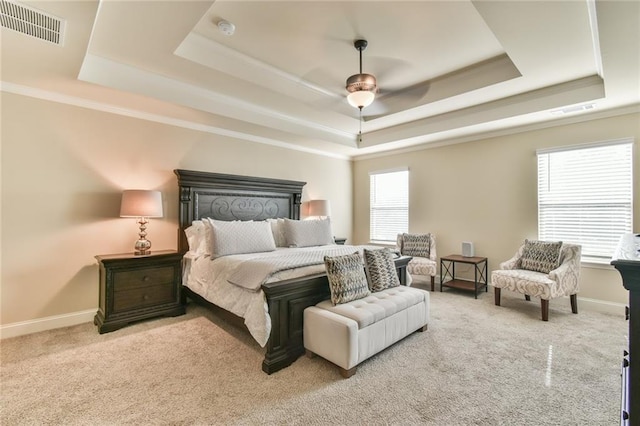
[0,0,65,45]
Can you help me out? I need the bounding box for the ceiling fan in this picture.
[344,39,430,119]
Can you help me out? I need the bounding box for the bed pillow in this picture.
[400,233,431,258]
[266,218,287,247]
[364,248,400,292]
[184,220,210,256]
[282,218,333,248]
[205,218,276,258]
[324,252,371,305]
[518,239,562,274]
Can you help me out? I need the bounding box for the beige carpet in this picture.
[1,285,627,425]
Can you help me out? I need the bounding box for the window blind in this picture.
[370,169,408,243]
[537,139,633,263]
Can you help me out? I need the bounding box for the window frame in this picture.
[369,168,409,244]
[536,138,634,264]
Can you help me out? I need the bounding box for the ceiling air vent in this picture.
[550,103,596,116]
[0,0,64,45]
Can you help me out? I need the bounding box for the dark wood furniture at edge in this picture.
[611,233,640,426]
[174,169,412,375]
[440,254,488,299]
[94,250,185,333]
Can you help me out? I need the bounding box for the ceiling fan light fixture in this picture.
[347,89,376,109]
[346,72,377,108]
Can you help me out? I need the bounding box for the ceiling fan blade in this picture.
[361,100,390,117]
[375,80,431,113]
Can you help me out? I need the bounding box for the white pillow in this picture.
[267,218,287,247]
[205,218,276,258]
[282,218,333,248]
[184,220,210,256]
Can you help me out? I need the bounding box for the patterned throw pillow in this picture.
[519,239,562,274]
[401,233,431,258]
[364,248,400,292]
[324,252,371,305]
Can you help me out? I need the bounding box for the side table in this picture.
[440,254,488,299]
[94,250,185,333]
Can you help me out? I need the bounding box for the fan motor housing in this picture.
[346,73,377,93]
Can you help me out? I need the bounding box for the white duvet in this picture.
[183,245,366,347]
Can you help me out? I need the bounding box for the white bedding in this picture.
[182,245,381,347]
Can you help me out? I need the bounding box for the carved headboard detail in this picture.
[174,169,306,253]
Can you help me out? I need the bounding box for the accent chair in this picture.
[396,233,437,291]
[491,240,581,321]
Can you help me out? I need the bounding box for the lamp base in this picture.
[134,238,152,255]
[133,217,152,255]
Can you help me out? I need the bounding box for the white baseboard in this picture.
[576,297,626,316]
[0,309,96,340]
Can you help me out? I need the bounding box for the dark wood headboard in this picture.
[174,169,306,253]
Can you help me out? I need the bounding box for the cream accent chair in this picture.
[491,243,581,321]
[396,233,437,291]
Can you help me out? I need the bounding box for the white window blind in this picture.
[537,139,633,263]
[370,169,408,243]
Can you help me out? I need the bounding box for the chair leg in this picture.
[494,287,501,306]
[570,294,578,314]
[430,276,435,292]
[541,299,549,321]
[524,295,531,301]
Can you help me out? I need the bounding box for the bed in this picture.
[175,169,411,374]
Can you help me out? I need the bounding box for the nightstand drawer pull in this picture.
[143,294,150,300]
[143,276,150,282]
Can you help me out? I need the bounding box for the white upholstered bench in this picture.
[303,286,430,378]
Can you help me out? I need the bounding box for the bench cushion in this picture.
[315,286,427,329]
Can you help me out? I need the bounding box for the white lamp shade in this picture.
[307,199,331,218]
[120,190,163,218]
[347,90,375,109]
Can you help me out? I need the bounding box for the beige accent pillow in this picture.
[282,218,333,248]
[205,219,276,258]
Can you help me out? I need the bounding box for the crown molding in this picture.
[0,81,351,160]
[353,103,640,161]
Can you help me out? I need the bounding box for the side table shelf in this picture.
[440,254,488,299]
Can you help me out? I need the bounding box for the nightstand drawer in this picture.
[113,266,174,291]
[113,281,175,312]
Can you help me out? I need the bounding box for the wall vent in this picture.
[0,0,64,45]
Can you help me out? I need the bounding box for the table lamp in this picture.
[307,199,331,219]
[120,190,163,255]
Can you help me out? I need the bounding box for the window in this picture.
[537,139,633,263]
[370,169,408,243]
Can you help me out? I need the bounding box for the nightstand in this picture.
[334,237,347,245]
[94,250,185,333]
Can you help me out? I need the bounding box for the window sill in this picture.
[581,260,614,270]
[368,241,396,248]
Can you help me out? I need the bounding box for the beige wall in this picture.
[0,93,352,325]
[353,112,640,306]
